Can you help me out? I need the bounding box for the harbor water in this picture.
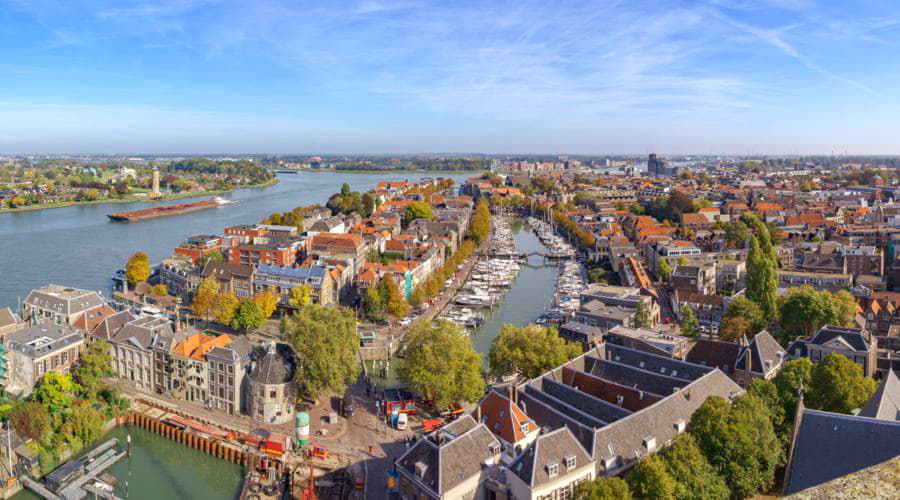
[0,171,473,309]
[13,425,244,500]
[365,217,558,389]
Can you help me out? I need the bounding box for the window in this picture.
[546,461,559,478]
[564,455,576,470]
[270,390,277,398]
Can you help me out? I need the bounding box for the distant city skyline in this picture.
[2,0,900,155]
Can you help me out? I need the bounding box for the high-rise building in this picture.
[647,153,668,176]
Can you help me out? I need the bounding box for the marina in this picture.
[440,216,524,325]
[526,216,577,259]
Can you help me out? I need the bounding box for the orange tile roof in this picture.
[172,333,232,361]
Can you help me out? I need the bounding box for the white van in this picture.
[396,412,408,430]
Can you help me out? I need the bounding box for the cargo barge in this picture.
[107,197,231,222]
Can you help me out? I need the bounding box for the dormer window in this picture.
[564,455,576,470]
[488,443,501,456]
[546,461,559,478]
[520,422,529,434]
[674,419,686,434]
[643,436,657,452]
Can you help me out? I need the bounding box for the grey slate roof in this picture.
[808,325,871,352]
[736,330,786,376]
[91,310,136,341]
[249,343,295,384]
[858,370,900,421]
[111,315,171,351]
[591,369,742,466]
[5,324,83,358]
[207,336,253,363]
[397,415,500,497]
[509,427,593,488]
[783,409,900,495]
[24,285,105,316]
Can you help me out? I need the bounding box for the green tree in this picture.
[745,236,778,320]
[34,372,78,420]
[808,353,877,414]
[397,321,485,408]
[289,284,312,308]
[688,395,782,499]
[659,434,729,500]
[488,324,581,380]
[572,477,632,500]
[722,297,766,335]
[631,300,651,328]
[73,340,112,399]
[214,291,239,326]
[8,401,51,442]
[125,251,151,287]
[363,285,385,322]
[232,299,266,331]
[779,286,857,343]
[723,220,750,248]
[657,258,671,283]
[773,357,813,427]
[340,182,351,196]
[746,378,790,450]
[286,304,360,401]
[192,276,219,322]
[404,201,434,222]
[679,305,699,337]
[587,266,608,284]
[626,454,677,500]
[64,402,104,445]
[361,192,375,217]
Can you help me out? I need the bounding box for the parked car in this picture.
[341,395,355,418]
[399,318,412,327]
[396,413,408,430]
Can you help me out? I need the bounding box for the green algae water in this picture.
[14,426,244,500]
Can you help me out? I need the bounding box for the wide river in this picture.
[0,171,474,309]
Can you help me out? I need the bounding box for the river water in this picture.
[0,171,474,309]
[14,426,244,500]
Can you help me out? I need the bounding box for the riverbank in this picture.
[0,177,279,214]
[284,167,487,174]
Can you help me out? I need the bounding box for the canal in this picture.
[14,426,244,500]
[365,217,558,387]
[0,171,473,309]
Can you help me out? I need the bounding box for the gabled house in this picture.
[787,325,878,378]
[505,427,595,500]
[395,416,502,500]
[733,330,786,387]
[477,389,539,464]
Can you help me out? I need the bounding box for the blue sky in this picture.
[2,0,900,155]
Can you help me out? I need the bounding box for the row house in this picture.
[672,290,727,328]
[671,263,716,295]
[309,233,366,275]
[4,324,84,396]
[169,332,252,414]
[254,264,335,307]
[191,260,255,299]
[778,270,853,292]
[159,256,194,300]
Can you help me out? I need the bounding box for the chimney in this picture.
[476,403,482,423]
